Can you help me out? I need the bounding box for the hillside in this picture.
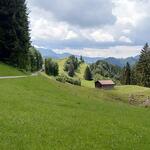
[56,58,122,88]
[0,62,26,76]
[0,73,150,149]
[56,58,94,88]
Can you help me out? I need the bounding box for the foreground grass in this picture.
[0,62,25,76]
[0,75,150,149]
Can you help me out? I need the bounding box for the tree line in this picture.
[121,43,150,87]
[0,0,43,72]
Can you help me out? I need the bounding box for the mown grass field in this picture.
[0,62,25,76]
[0,71,150,149]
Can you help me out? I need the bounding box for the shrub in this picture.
[68,63,75,77]
[56,75,66,83]
[45,58,59,76]
[56,75,81,86]
[64,55,79,77]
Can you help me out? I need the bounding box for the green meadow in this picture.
[0,65,150,149]
[0,62,26,76]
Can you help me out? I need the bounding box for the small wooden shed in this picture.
[95,80,115,89]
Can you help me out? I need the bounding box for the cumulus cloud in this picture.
[29,0,116,27]
[27,0,150,58]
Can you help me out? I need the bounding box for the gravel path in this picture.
[0,72,39,79]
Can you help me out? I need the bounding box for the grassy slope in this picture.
[56,58,94,88]
[0,62,25,76]
[0,75,150,149]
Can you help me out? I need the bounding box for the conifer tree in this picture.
[136,43,150,87]
[68,63,75,77]
[0,0,17,61]
[0,0,31,70]
[121,62,131,85]
[125,62,131,85]
[84,66,92,80]
[80,56,84,63]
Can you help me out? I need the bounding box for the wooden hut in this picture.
[95,80,115,89]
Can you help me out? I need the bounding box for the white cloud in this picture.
[27,0,150,58]
[119,36,132,43]
[29,0,116,27]
[113,0,147,27]
[65,31,78,40]
[90,30,114,42]
[53,45,141,58]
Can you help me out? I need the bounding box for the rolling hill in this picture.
[56,58,94,88]
[0,64,150,149]
[56,58,122,88]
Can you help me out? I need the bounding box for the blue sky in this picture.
[27,0,150,58]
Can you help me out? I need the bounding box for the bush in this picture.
[56,75,81,86]
[56,75,66,83]
[68,63,75,77]
[64,55,79,77]
[45,58,59,76]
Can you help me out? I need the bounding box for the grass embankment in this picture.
[0,62,26,76]
[0,74,150,149]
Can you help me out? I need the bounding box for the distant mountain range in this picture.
[38,48,139,67]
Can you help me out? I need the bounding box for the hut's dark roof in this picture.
[96,80,115,85]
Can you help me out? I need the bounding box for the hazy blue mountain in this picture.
[38,48,70,59]
[82,56,139,67]
[37,48,139,67]
[104,56,139,67]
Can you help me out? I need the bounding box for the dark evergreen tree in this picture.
[84,66,92,80]
[0,0,17,61]
[125,62,131,85]
[68,63,75,77]
[121,62,131,85]
[80,56,84,63]
[0,0,31,70]
[45,58,59,76]
[130,65,137,85]
[136,43,150,87]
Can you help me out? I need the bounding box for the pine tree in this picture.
[130,65,137,85]
[68,63,75,77]
[13,0,31,70]
[136,43,150,87]
[125,62,131,85]
[0,0,31,70]
[0,0,17,61]
[80,56,84,63]
[121,62,131,85]
[84,66,92,80]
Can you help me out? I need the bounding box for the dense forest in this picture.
[0,0,42,72]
